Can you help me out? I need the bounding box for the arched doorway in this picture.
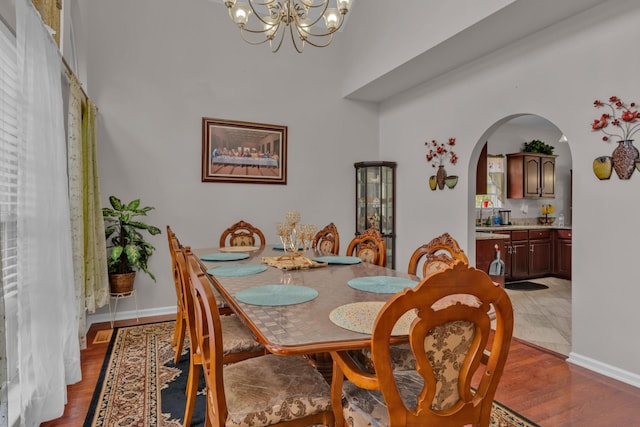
[471,114,572,357]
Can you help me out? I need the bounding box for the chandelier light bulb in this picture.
[232,3,252,26]
[323,8,339,31]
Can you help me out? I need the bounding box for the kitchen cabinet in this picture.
[355,161,396,269]
[506,153,556,199]
[554,229,572,279]
[475,237,506,287]
[476,142,487,195]
[509,230,530,280]
[496,228,552,281]
[528,229,552,277]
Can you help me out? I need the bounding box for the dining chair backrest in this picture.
[312,222,340,255]
[219,220,266,247]
[330,261,514,427]
[187,253,229,423]
[407,232,469,277]
[346,228,386,267]
[167,225,187,363]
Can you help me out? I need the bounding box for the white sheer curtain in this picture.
[15,0,81,423]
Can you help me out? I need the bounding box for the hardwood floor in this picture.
[41,315,640,427]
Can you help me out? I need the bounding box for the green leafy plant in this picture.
[103,196,161,281]
[523,139,554,155]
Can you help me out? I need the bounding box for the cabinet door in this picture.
[510,240,529,279]
[529,239,552,276]
[540,157,556,198]
[555,230,572,279]
[476,142,488,195]
[524,156,541,198]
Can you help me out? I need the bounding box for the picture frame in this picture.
[202,117,287,184]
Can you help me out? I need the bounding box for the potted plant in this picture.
[522,139,554,155]
[103,196,161,294]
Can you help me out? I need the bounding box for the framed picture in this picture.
[202,117,287,184]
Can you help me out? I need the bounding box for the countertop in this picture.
[476,232,511,240]
[476,224,572,232]
[476,224,572,240]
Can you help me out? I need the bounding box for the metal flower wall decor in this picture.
[591,96,640,180]
[425,137,459,191]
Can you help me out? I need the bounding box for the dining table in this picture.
[192,245,421,369]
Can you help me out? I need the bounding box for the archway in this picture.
[469,114,573,356]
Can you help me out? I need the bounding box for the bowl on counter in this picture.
[538,216,556,225]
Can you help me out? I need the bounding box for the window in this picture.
[0,20,19,425]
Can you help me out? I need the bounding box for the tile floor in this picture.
[504,277,572,357]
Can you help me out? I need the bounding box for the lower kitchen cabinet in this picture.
[554,229,572,279]
[509,230,530,280]
[494,228,554,281]
[528,229,552,277]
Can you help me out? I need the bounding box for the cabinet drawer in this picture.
[529,229,551,240]
[556,229,572,239]
[511,230,529,241]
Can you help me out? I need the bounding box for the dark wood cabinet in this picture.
[496,228,553,281]
[509,230,529,280]
[554,229,572,279]
[476,142,488,195]
[528,229,552,277]
[475,238,505,287]
[507,153,556,199]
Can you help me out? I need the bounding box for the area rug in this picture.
[84,321,539,427]
[506,281,549,291]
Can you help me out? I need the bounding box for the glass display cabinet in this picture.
[354,161,397,268]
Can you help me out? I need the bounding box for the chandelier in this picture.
[223,0,353,53]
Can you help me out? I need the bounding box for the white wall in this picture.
[376,0,640,382]
[82,0,379,316]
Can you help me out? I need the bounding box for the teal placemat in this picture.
[200,253,250,261]
[272,244,304,251]
[311,255,362,265]
[207,264,268,277]
[347,276,419,294]
[235,285,319,306]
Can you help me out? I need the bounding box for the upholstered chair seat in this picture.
[222,354,332,427]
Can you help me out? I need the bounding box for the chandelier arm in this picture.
[289,23,305,54]
[293,0,329,28]
[238,27,272,46]
[270,23,287,53]
[300,32,334,48]
[246,0,280,28]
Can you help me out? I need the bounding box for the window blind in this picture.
[0,20,19,426]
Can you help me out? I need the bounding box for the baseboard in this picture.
[86,305,177,331]
[568,352,640,388]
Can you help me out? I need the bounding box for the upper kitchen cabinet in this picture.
[506,153,556,199]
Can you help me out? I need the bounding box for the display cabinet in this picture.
[354,161,396,269]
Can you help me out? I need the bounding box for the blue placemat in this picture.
[311,255,362,265]
[207,264,268,277]
[235,285,319,306]
[347,276,419,294]
[200,253,250,262]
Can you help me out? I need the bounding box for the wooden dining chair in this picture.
[407,232,469,277]
[166,225,188,363]
[186,253,335,427]
[177,245,266,426]
[219,220,266,247]
[330,261,513,427]
[346,228,387,267]
[312,222,340,255]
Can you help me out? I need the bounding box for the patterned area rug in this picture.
[84,321,538,427]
